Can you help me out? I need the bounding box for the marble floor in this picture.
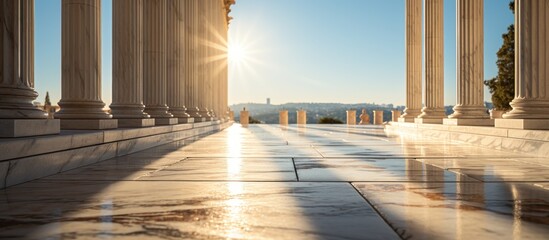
[1,124,549,239]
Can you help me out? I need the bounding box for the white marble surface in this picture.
[1,121,232,188]
[4,143,117,188]
[1,124,548,239]
[353,182,549,239]
[0,181,399,239]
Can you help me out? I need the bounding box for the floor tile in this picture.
[0,181,399,239]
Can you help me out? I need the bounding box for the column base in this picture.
[414,118,443,124]
[443,118,494,126]
[495,119,549,130]
[194,117,207,122]
[154,118,178,126]
[398,117,415,123]
[178,117,195,124]
[60,119,118,130]
[0,119,60,138]
[117,118,156,128]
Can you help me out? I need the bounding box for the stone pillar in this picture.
[445,0,492,126]
[55,0,117,130]
[240,109,249,126]
[346,110,356,125]
[229,110,234,121]
[184,0,204,122]
[297,109,307,125]
[196,0,211,121]
[0,0,60,137]
[391,110,401,122]
[279,110,289,125]
[110,0,154,128]
[496,0,549,129]
[143,0,177,126]
[400,0,422,122]
[167,0,193,124]
[373,110,384,125]
[416,0,446,124]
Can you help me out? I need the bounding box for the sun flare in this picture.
[228,42,247,65]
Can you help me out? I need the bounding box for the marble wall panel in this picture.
[501,138,549,157]
[450,132,503,150]
[0,161,8,188]
[448,125,508,137]
[5,143,117,188]
[508,129,549,142]
[0,131,104,161]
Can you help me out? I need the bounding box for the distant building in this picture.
[266,98,271,105]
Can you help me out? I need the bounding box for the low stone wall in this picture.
[386,122,549,157]
[0,121,233,189]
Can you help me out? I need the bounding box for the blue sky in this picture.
[34,0,514,106]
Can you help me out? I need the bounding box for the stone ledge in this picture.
[155,118,178,125]
[414,118,443,124]
[443,118,494,126]
[386,121,549,157]
[495,119,549,130]
[0,121,232,189]
[0,120,224,161]
[117,118,156,128]
[0,119,60,137]
[60,119,118,130]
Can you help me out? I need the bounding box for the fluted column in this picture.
[56,0,117,130]
[0,0,59,137]
[184,0,203,121]
[416,0,446,124]
[110,0,154,128]
[143,0,177,125]
[497,0,549,129]
[197,0,212,121]
[400,0,422,122]
[445,0,492,126]
[167,0,193,124]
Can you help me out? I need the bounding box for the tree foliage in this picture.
[249,116,261,124]
[484,1,514,110]
[43,91,51,110]
[318,117,343,124]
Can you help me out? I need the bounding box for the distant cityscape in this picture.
[230,100,494,124]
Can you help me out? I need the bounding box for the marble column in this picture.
[197,0,212,121]
[240,109,249,126]
[279,110,288,125]
[445,0,492,126]
[143,0,177,125]
[416,0,446,124]
[55,0,117,130]
[497,0,549,129]
[297,109,307,125]
[373,110,384,125]
[0,0,59,137]
[392,110,401,122]
[167,0,193,124]
[346,110,356,125]
[400,0,422,122]
[184,0,204,122]
[110,0,154,128]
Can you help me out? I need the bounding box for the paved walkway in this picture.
[1,124,549,239]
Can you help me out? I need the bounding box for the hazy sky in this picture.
[34,0,514,106]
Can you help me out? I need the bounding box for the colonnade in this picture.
[400,0,549,129]
[0,0,234,136]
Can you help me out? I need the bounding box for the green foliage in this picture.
[318,117,343,124]
[43,91,51,110]
[484,1,514,110]
[249,116,261,124]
